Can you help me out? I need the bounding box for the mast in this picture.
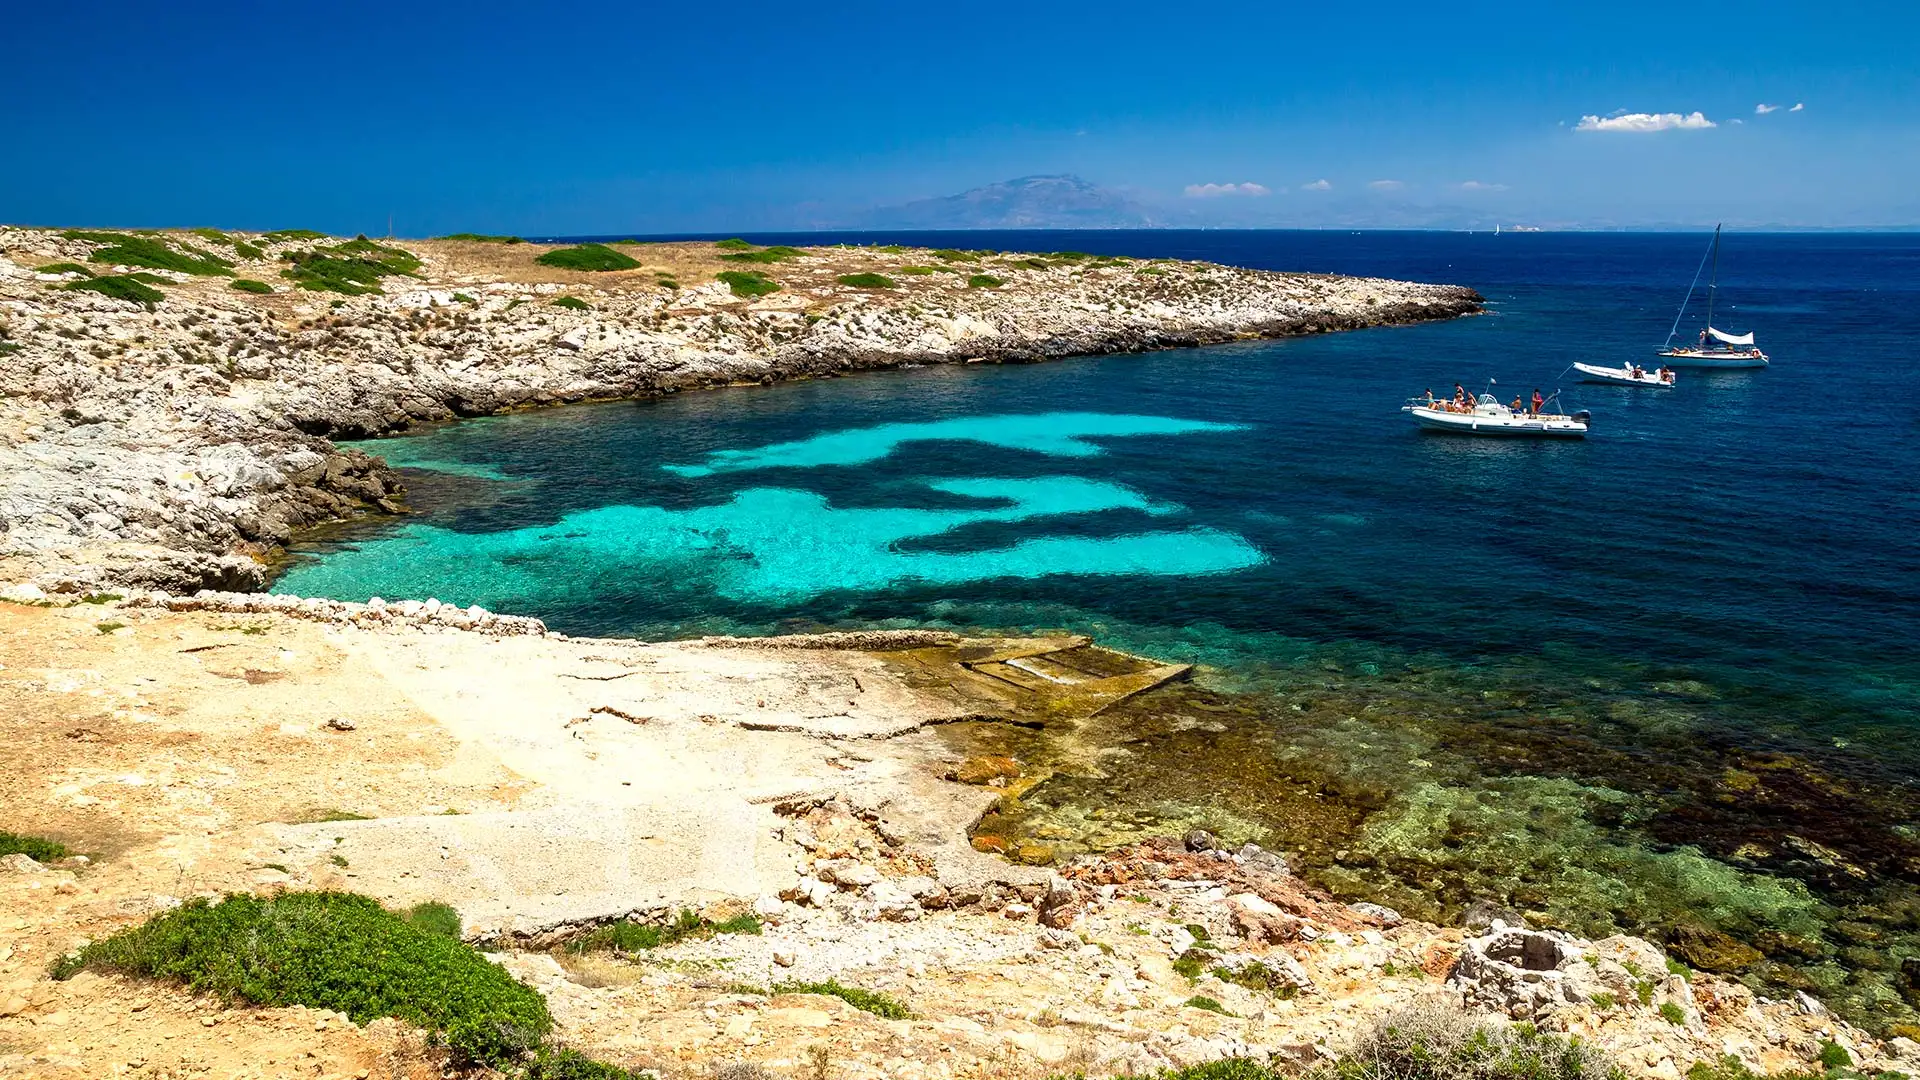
[1704,223,1721,335]
[1664,227,1716,349]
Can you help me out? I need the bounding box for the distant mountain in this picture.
[856,175,1158,229]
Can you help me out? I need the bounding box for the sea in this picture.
[273,230,1920,1025]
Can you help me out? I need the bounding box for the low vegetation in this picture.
[66,275,166,308]
[534,244,639,272]
[1183,995,1232,1015]
[522,1048,653,1079]
[402,900,462,940]
[932,248,981,262]
[714,238,756,251]
[279,237,422,296]
[720,245,805,264]
[229,278,273,294]
[51,891,551,1067]
[64,231,234,276]
[967,274,1004,288]
[550,296,591,311]
[438,233,525,244]
[837,272,896,289]
[770,978,910,1019]
[564,908,760,954]
[262,228,328,242]
[0,830,71,862]
[191,228,266,260]
[715,270,779,298]
[35,262,93,277]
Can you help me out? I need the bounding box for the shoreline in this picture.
[2,593,1905,1079]
[0,226,1479,596]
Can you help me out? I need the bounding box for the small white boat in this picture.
[1574,362,1675,387]
[1403,394,1590,438]
[1656,224,1770,368]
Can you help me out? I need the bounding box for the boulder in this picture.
[1450,926,1596,1018]
[1037,875,1083,930]
[0,853,47,874]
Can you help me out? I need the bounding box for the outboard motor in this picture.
[1572,410,1592,427]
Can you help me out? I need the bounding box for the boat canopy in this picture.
[1708,327,1755,346]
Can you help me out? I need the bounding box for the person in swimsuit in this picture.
[1531,389,1545,416]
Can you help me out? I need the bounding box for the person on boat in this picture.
[1509,396,1525,414]
[1659,366,1674,383]
[1698,328,1710,350]
[1422,388,1435,405]
[1530,389,1545,416]
[1631,363,1644,378]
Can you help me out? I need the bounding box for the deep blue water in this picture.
[277,232,1920,1009]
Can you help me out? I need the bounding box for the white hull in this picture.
[1656,347,1769,369]
[1574,362,1673,387]
[1405,405,1588,438]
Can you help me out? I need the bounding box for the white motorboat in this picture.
[1656,224,1770,368]
[1574,361,1675,387]
[1402,394,1590,438]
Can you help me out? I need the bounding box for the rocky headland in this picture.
[0,226,1479,594]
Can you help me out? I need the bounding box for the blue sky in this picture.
[4,0,1915,232]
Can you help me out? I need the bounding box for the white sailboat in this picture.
[1656,224,1769,368]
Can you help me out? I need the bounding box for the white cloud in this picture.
[1791,102,1805,111]
[1301,179,1332,191]
[1183,182,1270,198]
[1457,180,1507,191]
[1756,103,1781,114]
[1368,179,1405,191]
[1575,111,1716,132]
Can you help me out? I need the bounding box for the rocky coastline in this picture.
[0,226,1480,595]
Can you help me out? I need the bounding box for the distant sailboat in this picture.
[1494,223,1501,235]
[1656,225,1769,368]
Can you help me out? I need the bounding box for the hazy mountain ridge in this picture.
[855,175,1160,229]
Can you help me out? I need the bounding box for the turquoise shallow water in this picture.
[280,231,1920,1024]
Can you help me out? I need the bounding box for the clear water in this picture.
[276,230,1920,1022]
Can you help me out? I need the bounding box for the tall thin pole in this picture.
[1704,223,1721,335]
[1665,228,1715,349]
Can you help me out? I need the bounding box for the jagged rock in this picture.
[1184,829,1220,852]
[1037,875,1084,929]
[855,880,922,922]
[0,853,47,874]
[1666,924,1764,973]
[815,858,880,889]
[1450,926,1597,1018]
[1229,893,1303,945]
[1351,902,1404,927]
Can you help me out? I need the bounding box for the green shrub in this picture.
[534,244,639,272]
[36,262,93,277]
[967,274,1004,289]
[189,227,227,242]
[452,293,476,304]
[1817,1042,1852,1070]
[715,270,779,298]
[66,275,165,308]
[564,908,759,954]
[1136,266,1165,276]
[186,229,265,258]
[898,266,938,275]
[771,979,909,1019]
[51,892,550,1068]
[404,901,462,940]
[714,238,755,251]
[279,239,421,296]
[837,272,896,289]
[263,229,329,242]
[65,231,233,276]
[550,296,591,311]
[720,245,804,264]
[1659,1002,1685,1025]
[0,831,71,862]
[230,279,274,294]
[1315,1002,1622,1080]
[656,278,680,290]
[522,1047,652,1079]
[1007,257,1052,270]
[1184,995,1232,1015]
[931,249,979,262]
[438,233,525,244]
[1588,992,1615,1009]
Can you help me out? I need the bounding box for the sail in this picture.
[1708,327,1754,346]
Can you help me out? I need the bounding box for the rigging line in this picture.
[1664,228,1717,349]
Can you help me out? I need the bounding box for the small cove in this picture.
[276,230,1920,1027]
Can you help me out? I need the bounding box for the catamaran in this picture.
[1403,390,1590,438]
[1656,224,1769,368]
